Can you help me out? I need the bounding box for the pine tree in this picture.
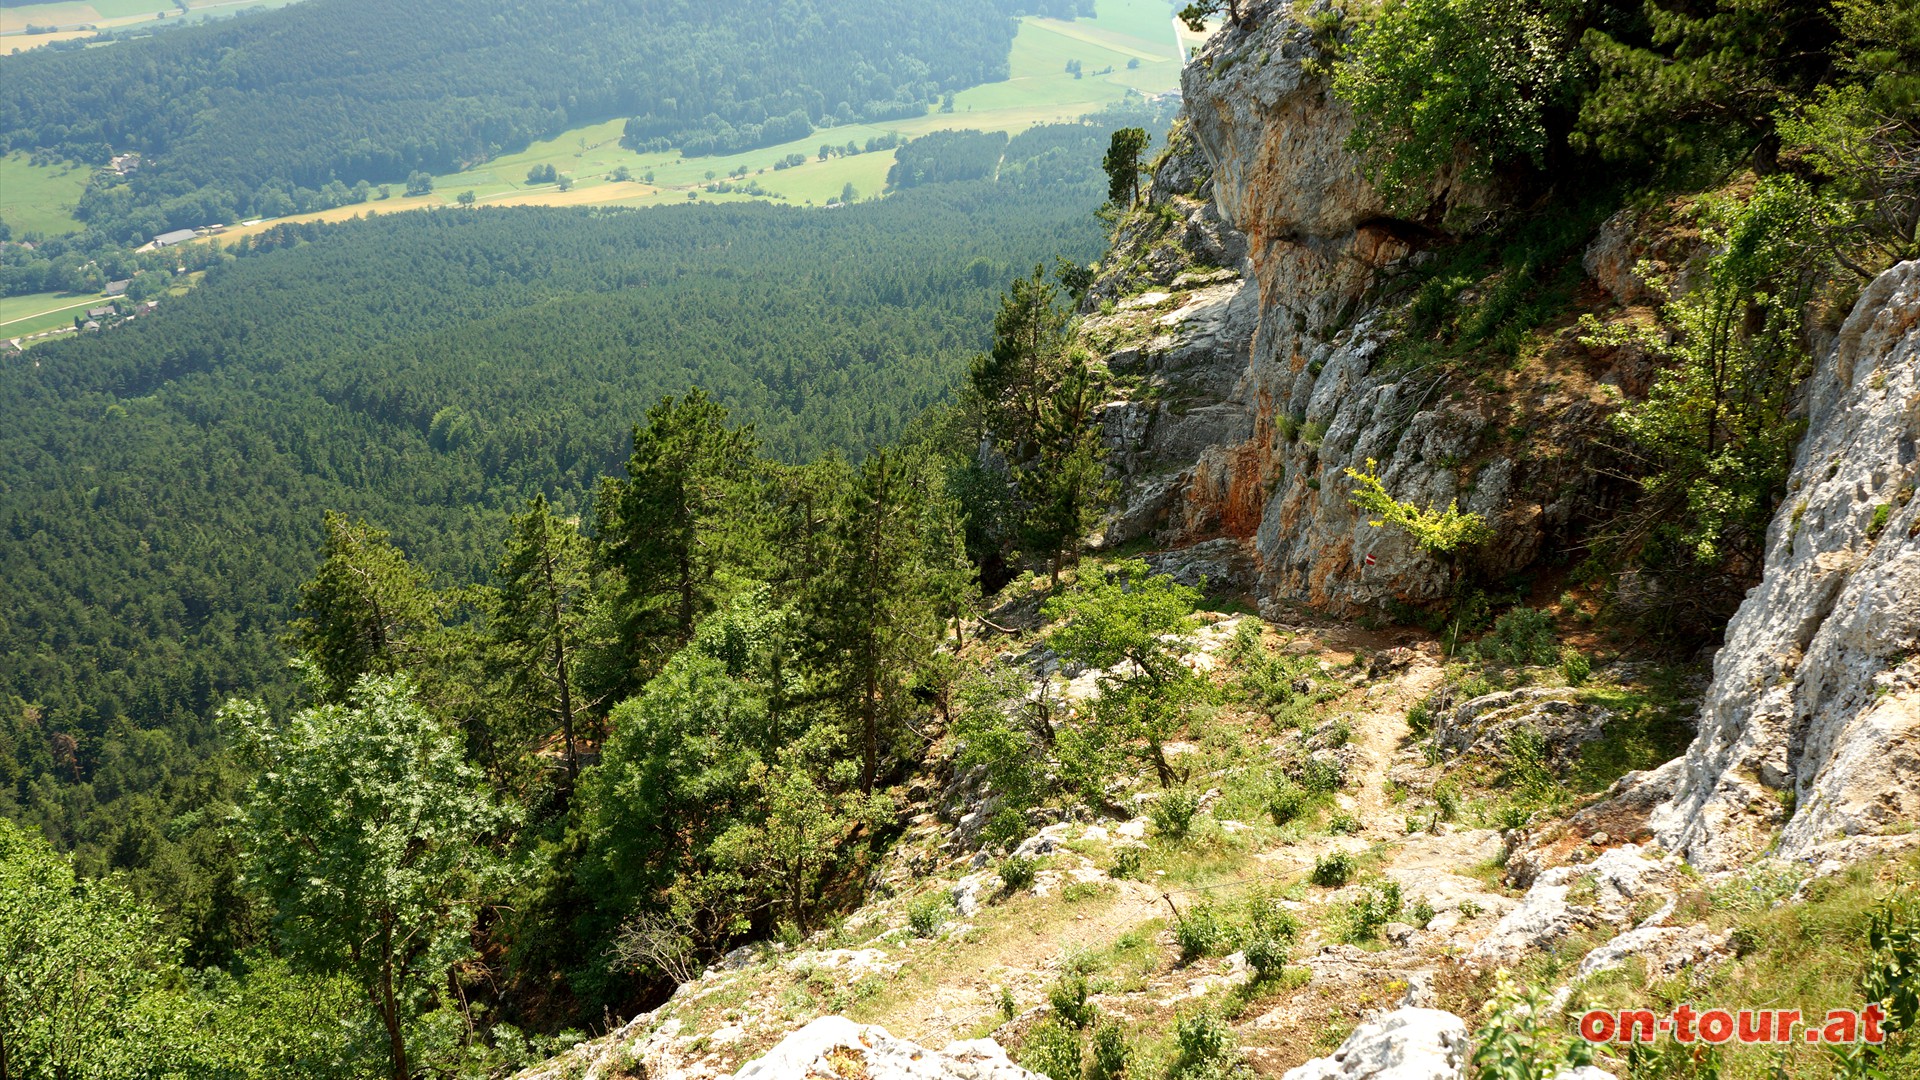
[969,269,1109,585]
[806,449,946,792]
[488,495,603,783]
[290,513,438,702]
[596,390,760,690]
[1101,127,1150,207]
[970,267,1074,456]
[1015,361,1111,585]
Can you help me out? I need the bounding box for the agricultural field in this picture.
[0,0,302,55]
[0,289,96,339]
[0,151,87,234]
[76,0,1204,250]
[409,1,1188,210]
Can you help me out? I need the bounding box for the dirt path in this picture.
[869,875,1168,1046]
[1343,643,1447,838]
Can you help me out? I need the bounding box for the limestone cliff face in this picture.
[1642,260,1920,870]
[1097,2,1608,614]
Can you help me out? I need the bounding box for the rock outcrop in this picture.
[1278,1007,1469,1080]
[1431,687,1614,768]
[1636,259,1920,869]
[731,1017,1038,1080]
[1094,1,1612,616]
[1469,844,1694,966]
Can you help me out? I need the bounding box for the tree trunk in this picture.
[378,923,410,1080]
[861,662,879,795]
[1150,740,1177,788]
[541,547,578,780]
[678,541,696,644]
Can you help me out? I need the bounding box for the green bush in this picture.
[1410,895,1436,928]
[1558,647,1591,686]
[1345,458,1493,562]
[1470,972,1594,1080]
[999,856,1038,893]
[1151,788,1201,840]
[1322,718,1353,748]
[1243,935,1289,980]
[1342,881,1405,943]
[1473,607,1559,666]
[1088,1021,1130,1080]
[1108,846,1142,880]
[1492,802,1535,831]
[1333,0,1583,202]
[1233,643,1324,716]
[1864,884,1920,1036]
[1406,697,1434,736]
[1500,725,1557,805]
[1311,852,1357,888]
[1297,757,1343,794]
[1265,777,1311,826]
[907,891,952,937]
[982,805,1030,853]
[1048,972,1096,1029]
[1602,179,1832,581]
[1018,1019,1084,1080]
[1174,902,1229,964]
[1326,811,1361,836]
[1170,1010,1238,1080]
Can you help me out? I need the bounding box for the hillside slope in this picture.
[504,5,1920,1078]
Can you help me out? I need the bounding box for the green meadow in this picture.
[0,151,88,235]
[0,290,96,339]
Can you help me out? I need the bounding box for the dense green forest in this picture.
[0,0,1088,243]
[888,129,1015,189]
[0,118,1119,940]
[0,205,1121,1068]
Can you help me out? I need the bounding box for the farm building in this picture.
[103,279,130,296]
[151,229,197,247]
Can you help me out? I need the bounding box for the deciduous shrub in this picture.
[1048,972,1096,1029]
[999,856,1038,892]
[1151,788,1201,839]
[1311,851,1357,888]
[907,891,952,937]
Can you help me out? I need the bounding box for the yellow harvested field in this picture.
[1,27,95,52]
[0,3,105,34]
[476,182,660,209]
[2,0,301,53]
[209,196,446,243]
